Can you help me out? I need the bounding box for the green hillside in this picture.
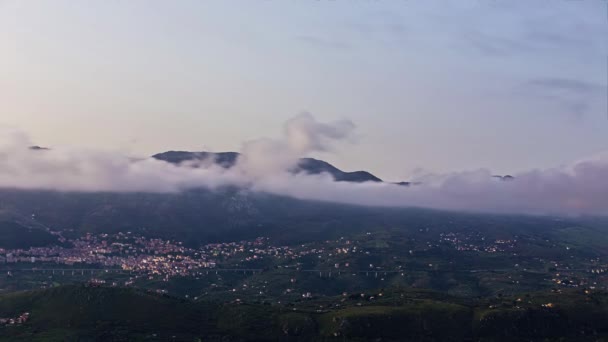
[0,221,56,249]
[1,285,607,341]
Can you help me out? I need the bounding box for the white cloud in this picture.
[1,115,608,216]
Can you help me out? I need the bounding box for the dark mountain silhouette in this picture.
[493,175,515,181]
[152,151,239,168]
[152,151,383,183]
[295,157,382,182]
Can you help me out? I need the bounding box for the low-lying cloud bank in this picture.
[1,114,608,217]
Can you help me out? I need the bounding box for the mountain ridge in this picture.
[152,150,385,183]
[29,147,512,185]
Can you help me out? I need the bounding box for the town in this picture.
[1,230,606,294]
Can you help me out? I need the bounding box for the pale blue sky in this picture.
[1,0,607,181]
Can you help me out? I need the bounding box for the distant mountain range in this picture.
[0,148,520,250]
[27,147,512,185]
[152,151,514,185]
[152,151,386,184]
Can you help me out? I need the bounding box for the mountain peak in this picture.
[152,151,383,183]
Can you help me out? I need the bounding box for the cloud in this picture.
[463,31,528,57]
[516,78,606,118]
[0,126,242,192]
[234,113,355,180]
[258,163,608,217]
[526,78,604,94]
[283,112,355,153]
[1,115,608,216]
[0,113,355,193]
[451,0,606,58]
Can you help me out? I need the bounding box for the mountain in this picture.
[152,151,239,168]
[28,146,49,151]
[0,187,413,247]
[295,157,382,183]
[493,175,515,181]
[152,151,383,183]
[0,184,584,250]
[27,147,511,185]
[0,149,526,249]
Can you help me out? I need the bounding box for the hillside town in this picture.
[0,230,606,290]
[0,312,29,326]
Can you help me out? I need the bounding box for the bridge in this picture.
[1,266,586,278]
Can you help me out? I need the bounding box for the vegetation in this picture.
[1,188,607,340]
[0,285,607,341]
[0,221,56,249]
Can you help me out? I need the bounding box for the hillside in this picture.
[0,222,56,249]
[0,186,589,248]
[0,285,218,341]
[0,285,606,341]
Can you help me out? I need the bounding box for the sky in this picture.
[1,0,607,181]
